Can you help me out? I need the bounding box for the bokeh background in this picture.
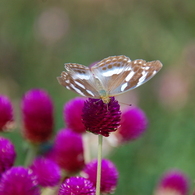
[1,0,195,194]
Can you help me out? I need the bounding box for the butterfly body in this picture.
[92,77,110,103]
[57,55,163,103]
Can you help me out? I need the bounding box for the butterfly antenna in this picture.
[118,101,132,106]
[93,99,102,104]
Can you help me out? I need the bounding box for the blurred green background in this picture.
[1,0,195,194]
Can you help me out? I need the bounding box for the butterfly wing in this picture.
[57,63,100,98]
[90,55,133,94]
[109,59,163,95]
[91,56,163,96]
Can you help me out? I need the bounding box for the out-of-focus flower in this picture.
[34,7,69,44]
[83,159,118,194]
[0,95,13,131]
[116,90,140,110]
[184,42,195,70]
[63,97,86,134]
[0,137,16,176]
[58,176,95,195]
[115,107,148,143]
[52,128,85,173]
[21,89,54,143]
[0,166,40,195]
[82,97,121,137]
[158,69,189,110]
[30,157,61,187]
[154,170,189,195]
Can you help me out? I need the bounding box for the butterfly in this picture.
[57,55,163,103]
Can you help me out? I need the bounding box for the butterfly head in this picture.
[97,88,110,104]
[101,96,110,104]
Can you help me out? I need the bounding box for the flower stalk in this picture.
[24,143,38,167]
[96,134,103,195]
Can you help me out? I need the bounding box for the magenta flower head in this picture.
[21,89,54,143]
[58,176,95,195]
[52,128,85,173]
[30,157,61,187]
[82,97,121,137]
[154,170,189,195]
[0,137,16,176]
[116,106,148,143]
[0,166,40,195]
[63,97,86,134]
[0,95,13,131]
[83,159,118,194]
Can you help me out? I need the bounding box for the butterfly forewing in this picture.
[57,64,100,98]
[90,55,132,92]
[108,59,163,96]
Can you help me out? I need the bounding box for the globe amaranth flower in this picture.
[21,89,54,143]
[52,128,85,173]
[154,170,189,195]
[0,95,13,131]
[30,157,61,187]
[116,106,148,143]
[63,97,86,134]
[58,176,95,195]
[82,97,121,137]
[0,166,40,195]
[83,159,118,194]
[0,137,16,176]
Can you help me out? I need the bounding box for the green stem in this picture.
[96,135,103,195]
[83,133,90,163]
[24,143,38,166]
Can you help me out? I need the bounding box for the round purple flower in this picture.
[0,137,16,176]
[0,166,40,195]
[82,97,121,137]
[30,157,61,187]
[52,128,85,173]
[155,170,189,195]
[63,97,86,133]
[116,107,148,143]
[83,159,118,194]
[21,89,54,143]
[58,176,95,195]
[0,95,13,131]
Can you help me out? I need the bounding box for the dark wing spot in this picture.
[108,64,113,69]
